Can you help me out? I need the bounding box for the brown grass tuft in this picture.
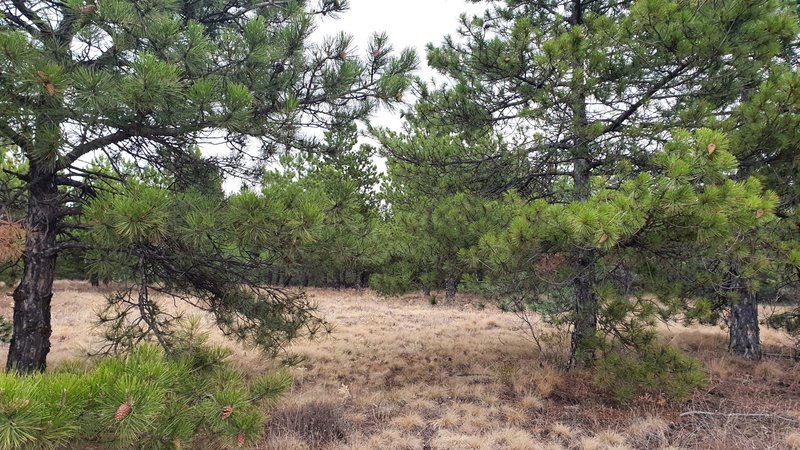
[389,413,426,431]
[626,416,669,449]
[267,399,350,447]
[550,422,574,440]
[786,432,800,450]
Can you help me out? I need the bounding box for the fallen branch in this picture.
[680,410,800,423]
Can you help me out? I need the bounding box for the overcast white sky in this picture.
[314,0,485,130]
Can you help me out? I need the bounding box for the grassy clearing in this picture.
[1,282,798,449]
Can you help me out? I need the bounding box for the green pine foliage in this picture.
[257,129,385,289]
[370,191,507,301]
[1,0,417,372]
[379,0,798,366]
[594,343,706,402]
[0,321,290,450]
[83,182,329,356]
[470,129,775,395]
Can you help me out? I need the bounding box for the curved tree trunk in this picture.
[728,263,761,360]
[6,165,59,373]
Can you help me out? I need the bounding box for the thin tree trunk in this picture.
[422,286,431,297]
[566,0,597,369]
[6,165,59,373]
[444,275,457,304]
[569,253,598,368]
[728,263,761,360]
[355,270,364,290]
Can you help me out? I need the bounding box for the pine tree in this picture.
[0,1,416,372]
[373,125,513,303]
[716,66,800,358]
[473,129,776,383]
[411,0,796,366]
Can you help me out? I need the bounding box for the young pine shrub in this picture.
[590,285,707,402]
[0,322,291,449]
[0,370,92,449]
[594,343,706,403]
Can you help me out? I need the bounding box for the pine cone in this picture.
[236,430,245,448]
[114,401,132,422]
[221,405,234,420]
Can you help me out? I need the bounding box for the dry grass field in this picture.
[1,282,799,449]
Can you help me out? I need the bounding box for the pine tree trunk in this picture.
[444,275,457,304]
[565,0,598,370]
[567,0,597,367]
[6,165,59,373]
[569,253,598,368]
[728,263,761,360]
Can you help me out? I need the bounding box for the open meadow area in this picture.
[2,281,798,450]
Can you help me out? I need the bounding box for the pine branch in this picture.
[8,0,52,34]
[0,122,30,151]
[58,123,210,171]
[602,61,691,135]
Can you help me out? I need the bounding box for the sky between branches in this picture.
[223,0,484,191]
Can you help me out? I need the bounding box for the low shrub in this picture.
[594,343,706,402]
[0,322,291,449]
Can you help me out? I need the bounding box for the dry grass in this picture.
[1,283,799,449]
[785,432,800,450]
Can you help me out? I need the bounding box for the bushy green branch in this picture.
[0,325,290,450]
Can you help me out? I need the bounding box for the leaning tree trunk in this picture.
[444,275,457,304]
[728,263,761,360]
[6,165,60,373]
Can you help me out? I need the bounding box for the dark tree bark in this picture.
[6,164,59,373]
[444,275,457,304]
[569,253,598,368]
[354,270,364,290]
[728,263,761,360]
[566,0,597,369]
